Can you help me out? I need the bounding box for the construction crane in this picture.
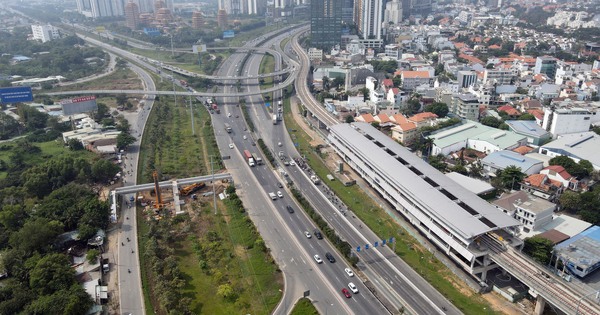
[153,170,163,209]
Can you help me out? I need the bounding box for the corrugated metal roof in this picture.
[429,121,526,151]
[330,122,520,241]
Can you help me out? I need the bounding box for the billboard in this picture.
[60,95,98,115]
[223,30,235,38]
[0,86,33,104]
[192,44,207,53]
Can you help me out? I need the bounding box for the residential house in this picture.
[408,112,438,128]
[492,191,556,233]
[521,173,564,201]
[541,165,579,190]
[400,70,433,91]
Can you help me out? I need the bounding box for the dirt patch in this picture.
[234,245,246,260]
[443,275,474,296]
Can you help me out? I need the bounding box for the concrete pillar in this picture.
[534,296,546,315]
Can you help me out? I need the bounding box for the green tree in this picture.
[94,103,110,121]
[115,94,127,107]
[549,156,591,178]
[66,139,84,151]
[322,76,330,90]
[498,166,526,190]
[345,115,355,123]
[523,236,553,265]
[392,75,402,88]
[217,283,236,300]
[86,249,100,264]
[29,253,76,295]
[91,159,120,182]
[480,116,502,128]
[9,218,63,255]
[117,132,136,149]
[428,154,447,172]
[518,113,535,120]
[403,98,421,116]
[424,102,449,117]
[25,284,93,315]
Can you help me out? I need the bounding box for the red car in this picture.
[341,288,352,298]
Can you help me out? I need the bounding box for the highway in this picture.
[212,27,389,314]
[115,62,155,315]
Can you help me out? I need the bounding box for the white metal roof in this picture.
[331,122,521,240]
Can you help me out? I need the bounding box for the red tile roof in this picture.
[360,113,375,123]
[544,165,572,180]
[391,114,409,124]
[377,113,391,123]
[409,112,438,122]
[382,79,393,87]
[401,71,431,79]
[513,146,535,155]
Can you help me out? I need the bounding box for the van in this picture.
[269,192,277,200]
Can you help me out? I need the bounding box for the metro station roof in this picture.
[330,123,521,241]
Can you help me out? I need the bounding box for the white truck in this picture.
[272,114,277,125]
[310,175,320,185]
[268,192,277,200]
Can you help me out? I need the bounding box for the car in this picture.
[325,252,336,263]
[341,288,351,298]
[286,205,294,213]
[277,191,283,198]
[348,282,358,294]
[278,142,282,147]
[289,160,296,166]
[304,231,311,238]
[313,255,323,264]
[314,230,323,239]
[228,143,234,149]
[344,268,354,277]
[227,112,232,117]
[277,182,283,188]
[243,135,247,140]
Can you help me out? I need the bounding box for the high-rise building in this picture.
[341,0,354,25]
[401,0,431,18]
[384,0,402,25]
[75,0,125,18]
[534,56,558,81]
[125,1,140,29]
[192,11,204,29]
[356,0,383,40]
[457,71,477,88]
[310,0,343,50]
[217,9,228,28]
[31,24,60,43]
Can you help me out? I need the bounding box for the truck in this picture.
[212,104,220,114]
[243,150,255,167]
[179,79,188,87]
[268,192,277,200]
[272,114,278,125]
[252,153,263,165]
[224,123,232,133]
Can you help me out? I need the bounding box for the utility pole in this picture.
[211,155,217,215]
[189,95,195,135]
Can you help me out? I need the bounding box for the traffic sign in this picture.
[382,239,386,245]
[356,246,361,252]
[365,244,369,250]
[389,237,394,243]
[374,241,379,247]
[265,102,271,107]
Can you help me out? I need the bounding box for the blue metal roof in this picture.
[505,120,550,138]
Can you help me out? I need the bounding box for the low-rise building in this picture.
[400,70,433,91]
[482,150,544,176]
[428,121,527,156]
[504,120,552,146]
[492,191,556,234]
[450,93,480,121]
[539,132,600,170]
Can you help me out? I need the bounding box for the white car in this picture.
[304,231,311,238]
[243,135,247,140]
[228,143,234,149]
[314,255,323,264]
[348,282,358,294]
[227,112,232,117]
[277,191,283,198]
[344,268,354,277]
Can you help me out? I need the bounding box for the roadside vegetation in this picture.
[282,99,498,314]
[51,65,142,92]
[290,298,318,315]
[258,53,275,105]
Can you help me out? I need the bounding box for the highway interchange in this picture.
[48,22,463,315]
